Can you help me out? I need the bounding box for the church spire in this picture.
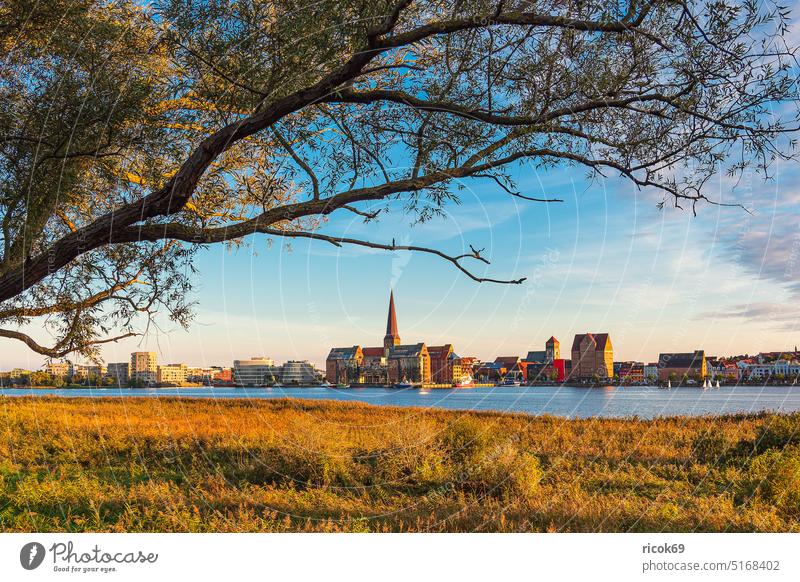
[384,290,400,350]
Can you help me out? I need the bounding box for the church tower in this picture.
[546,336,560,362]
[383,291,401,352]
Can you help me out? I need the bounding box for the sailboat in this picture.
[715,380,721,389]
[667,380,672,389]
[702,379,711,389]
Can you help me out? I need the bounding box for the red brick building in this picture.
[428,344,455,384]
[570,333,613,380]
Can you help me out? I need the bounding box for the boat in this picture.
[667,380,672,389]
[453,375,474,388]
[702,379,710,389]
[335,383,348,389]
[497,376,522,387]
[715,380,721,389]
[393,378,417,389]
[319,380,331,388]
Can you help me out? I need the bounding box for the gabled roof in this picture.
[546,336,559,344]
[389,343,427,358]
[657,350,705,369]
[479,362,506,370]
[494,356,520,366]
[327,346,361,360]
[524,351,547,362]
[362,347,384,357]
[428,344,453,357]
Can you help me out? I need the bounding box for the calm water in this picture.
[2,384,800,418]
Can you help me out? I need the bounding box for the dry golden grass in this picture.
[1,396,799,532]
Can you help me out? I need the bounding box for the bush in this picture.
[745,447,800,517]
[693,428,737,464]
[754,415,800,453]
[439,420,543,501]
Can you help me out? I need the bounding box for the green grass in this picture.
[0,396,798,532]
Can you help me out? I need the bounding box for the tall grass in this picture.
[0,396,798,532]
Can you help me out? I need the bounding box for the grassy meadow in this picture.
[1,396,799,532]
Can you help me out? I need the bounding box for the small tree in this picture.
[29,371,53,387]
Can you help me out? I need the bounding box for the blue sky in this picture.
[3,5,800,371]
[5,155,798,371]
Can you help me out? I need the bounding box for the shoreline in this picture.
[1,389,800,422]
[3,381,798,390]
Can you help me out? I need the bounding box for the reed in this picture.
[1,397,798,532]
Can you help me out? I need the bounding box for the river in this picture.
[2,384,800,419]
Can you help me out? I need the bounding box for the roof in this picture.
[546,336,559,344]
[494,356,520,366]
[524,351,547,362]
[479,362,506,371]
[389,343,427,358]
[428,344,453,357]
[327,346,361,360]
[657,351,705,369]
[572,333,611,352]
[362,347,384,357]
[385,291,399,339]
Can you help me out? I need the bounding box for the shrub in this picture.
[754,415,800,453]
[693,428,737,464]
[745,447,800,517]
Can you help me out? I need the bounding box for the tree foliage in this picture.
[0,0,797,358]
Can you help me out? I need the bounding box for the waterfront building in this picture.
[233,357,280,386]
[428,344,455,384]
[210,367,233,383]
[326,291,440,385]
[387,342,430,383]
[744,360,800,381]
[644,364,659,382]
[496,356,526,380]
[570,333,613,380]
[157,363,187,386]
[618,361,645,383]
[69,363,106,381]
[476,360,506,381]
[453,356,479,383]
[280,360,319,385]
[721,362,741,382]
[325,346,364,384]
[185,367,210,382]
[182,366,233,384]
[106,362,130,386]
[130,351,157,385]
[657,351,707,383]
[360,347,388,384]
[525,337,563,382]
[45,362,70,378]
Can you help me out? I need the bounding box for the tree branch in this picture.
[0,328,137,358]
